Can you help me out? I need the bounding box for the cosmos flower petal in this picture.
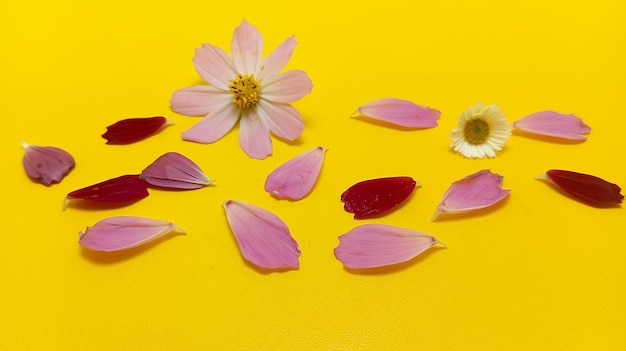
[341,176,418,219]
[79,216,185,252]
[512,111,591,140]
[223,200,300,269]
[265,146,326,200]
[256,100,304,140]
[101,116,169,145]
[193,44,237,90]
[354,98,441,128]
[334,224,444,269]
[170,85,233,117]
[140,152,212,190]
[22,141,75,185]
[432,169,510,221]
[182,102,240,144]
[258,36,297,81]
[66,174,149,204]
[239,109,272,159]
[231,20,263,75]
[539,169,623,206]
[261,70,313,103]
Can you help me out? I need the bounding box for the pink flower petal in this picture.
[256,100,304,140]
[79,216,185,252]
[193,44,236,90]
[239,109,272,159]
[223,200,300,270]
[261,70,313,103]
[355,98,441,128]
[258,35,297,82]
[182,102,239,144]
[66,174,149,204]
[22,141,75,185]
[334,224,444,269]
[140,152,212,189]
[101,116,169,145]
[170,85,232,117]
[512,111,591,140]
[231,20,263,75]
[265,146,326,200]
[432,169,510,221]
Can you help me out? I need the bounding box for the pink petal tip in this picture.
[140,152,212,189]
[512,111,590,140]
[355,98,440,128]
[265,146,326,200]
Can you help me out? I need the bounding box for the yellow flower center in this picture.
[464,118,490,145]
[229,73,260,110]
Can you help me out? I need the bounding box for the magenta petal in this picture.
[513,111,591,140]
[79,216,185,252]
[22,141,75,185]
[66,174,149,203]
[223,200,300,270]
[102,117,168,144]
[432,169,510,221]
[265,146,326,200]
[140,152,212,190]
[341,176,418,219]
[334,224,444,269]
[355,98,441,128]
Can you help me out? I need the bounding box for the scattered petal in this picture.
[432,169,510,221]
[79,216,185,252]
[140,152,212,189]
[354,98,440,128]
[450,102,511,158]
[22,141,75,185]
[102,117,169,144]
[66,174,149,205]
[341,176,418,219]
[334,224,444,269]
[539,169,623,207]
[512,111,591,140]
[265,146,326,200]
[223,200,300,270]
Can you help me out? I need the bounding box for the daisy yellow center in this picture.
[229,73,260,110]
[464,118,490,145]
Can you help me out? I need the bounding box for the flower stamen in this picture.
[463,119,490,145]
[229,73,260,110]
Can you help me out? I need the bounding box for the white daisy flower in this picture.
[450,102,511,158]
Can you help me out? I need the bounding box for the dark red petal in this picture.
[102,117,167,144]
[66,174,149,202]
[341,176,417,219]
[545,169,623,206]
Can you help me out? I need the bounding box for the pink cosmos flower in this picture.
[170,20,313,159]
[354,98,440,128]
[512,111,591,140]
[265,146,326,200]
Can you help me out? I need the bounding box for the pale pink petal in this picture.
[355,98,441,128]
[258,36,297,82]
[239,109,272,159]
[512,111,591,140]
[432,169,510,221]
[334,224,444,269]
[140,152,212,189]
[261,70,313,103]
[193,44,237,90]
[223,200,300,269]
[22,141,75,185]
[79,216,185,252]
[170,85,232,117]
[265,146,326,200]
[182,102,239,144]
[231,20,263,75]
[256,100,304,140]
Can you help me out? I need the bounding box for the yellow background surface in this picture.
[1,0,625,349]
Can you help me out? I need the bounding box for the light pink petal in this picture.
[258,36,297,82]
[182,102,239,144]
[334,224,443,269]
[22,141,75,185]
[265,146,326,200]
[170,85,232,117]
[356,98,441,128]
[239,109,272,159]
[223,200,300,269]
[193,44,237,90]
[231,20,263,75]
[79,216,185,252]
[140,152,212,189]
[256,100,304,140]
[261,70,313,103]
[432,169,510,221]
[512,111,591,140]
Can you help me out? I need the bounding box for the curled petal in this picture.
[79,216,185,252]
[341,176,418,219]
[354,98,440,128]
[102,116,169,144]
[513,111,591,140]
[432,169,510,221]
[265,146,326,200]
[22,141,75,185]
[66,174,149,204]
[223,200,300,270]
[540,169,623,207]
[334,224,444,269]
[140,152,212,189]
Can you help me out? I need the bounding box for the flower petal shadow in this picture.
[512,129,587,144]
[79,232,185,265]
[63,198,146,211]
[536,178,623,209]
[433,195,511,222]
[242,259,299,274]
[351,115,434,131]
[342,246,446,275]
